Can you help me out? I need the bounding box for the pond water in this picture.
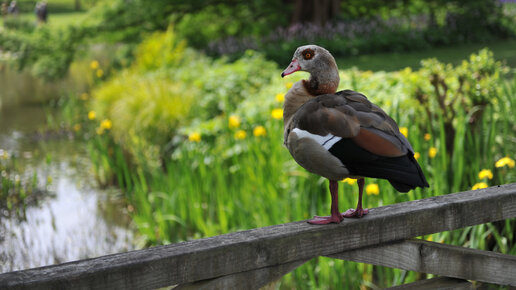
[0,103,137,273]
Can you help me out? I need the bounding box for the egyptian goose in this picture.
[281,45,429,224]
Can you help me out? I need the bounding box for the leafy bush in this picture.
[2,17,35,33]
[88,27,277,168]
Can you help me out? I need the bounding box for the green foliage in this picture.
[88,27,276,168]
[68,46,516,288]
[2,17,35,33]
[92,73,196,168]
[0,24,85,80]
[132,28,187,71]
[175,1,288,49]
[0,149,48,219]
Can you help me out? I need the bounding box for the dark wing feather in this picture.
[290,90,409,156]
[328,138,429,192]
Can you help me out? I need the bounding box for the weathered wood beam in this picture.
[328,238,516,286]
[1,183,515,290]
[386,277,472,289]
[174,258,309,290]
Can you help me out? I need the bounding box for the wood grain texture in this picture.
[329,238,516,286]
[174,259,309,290]
[386,277,472,290]
[0,183,515,290]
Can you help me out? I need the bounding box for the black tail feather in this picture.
[329,139,429,192]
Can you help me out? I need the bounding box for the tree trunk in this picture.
[291,0,340,25]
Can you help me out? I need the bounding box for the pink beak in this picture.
[281,59,301,78]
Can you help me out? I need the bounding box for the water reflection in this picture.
[0,104,136,273]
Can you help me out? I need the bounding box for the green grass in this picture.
[11,0,83,13]
[336,39,516,71]
[0,11,86,28]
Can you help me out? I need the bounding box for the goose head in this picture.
[281,45,339,78]
[281,45,340,96]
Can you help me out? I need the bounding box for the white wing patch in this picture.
[292,128,342,150]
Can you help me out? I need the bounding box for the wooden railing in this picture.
[1,183,516,289]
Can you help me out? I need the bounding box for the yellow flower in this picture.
[478,169,493,180]
[399,127,408,138]
[472,182,488,190]
[341,178,357,185]
[366,184,379,195]
[424,133,431,141]
[188,132,201,142]
[495,156,515,168]
[100,119,112,130]
[46,176,53,185]
[414,152,420,160]
[88,111,96,120]
[271,108,283,120]
[96,127,104,135]
[228,115,241,129]
[286,82,293,89]
[96,69,104,78]
[73,124,81,132]
[429,147,437,158]
[235,130,246,140]
[253,126,266,137]
[90,60,99,70]
[275,93,285,102]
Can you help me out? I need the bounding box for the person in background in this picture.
[35,1,48,24]
[7,1,18,15]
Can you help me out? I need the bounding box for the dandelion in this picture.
[96,69,104,78]
[399,127,408,138]
[73,124,81,132]
[100,119,112,130]
[235,130,246,140]
[341,178,357,185]
[478,169,493,180]
[253,126,266,137]
[414,152,420,160]
[271,108,283,120]
[366,183,379,195]
[275,93,285,102]
[495,156,515,168]
[424,133,431,141]
[228,115,241,129]
[286,82,293,89]
[88,111,96,120]
[472,182,488,190]
[90,60,99,70]
[188,132,201,142]
[429,147,437,158]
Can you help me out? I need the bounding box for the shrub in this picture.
[89,27,277,168]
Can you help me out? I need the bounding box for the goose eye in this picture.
[302,49,314,60]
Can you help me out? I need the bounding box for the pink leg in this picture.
[342,178,369,218]
[308,180,344,224]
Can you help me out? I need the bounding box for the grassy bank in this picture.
[336,39,516,71]
[61,28,516,288]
